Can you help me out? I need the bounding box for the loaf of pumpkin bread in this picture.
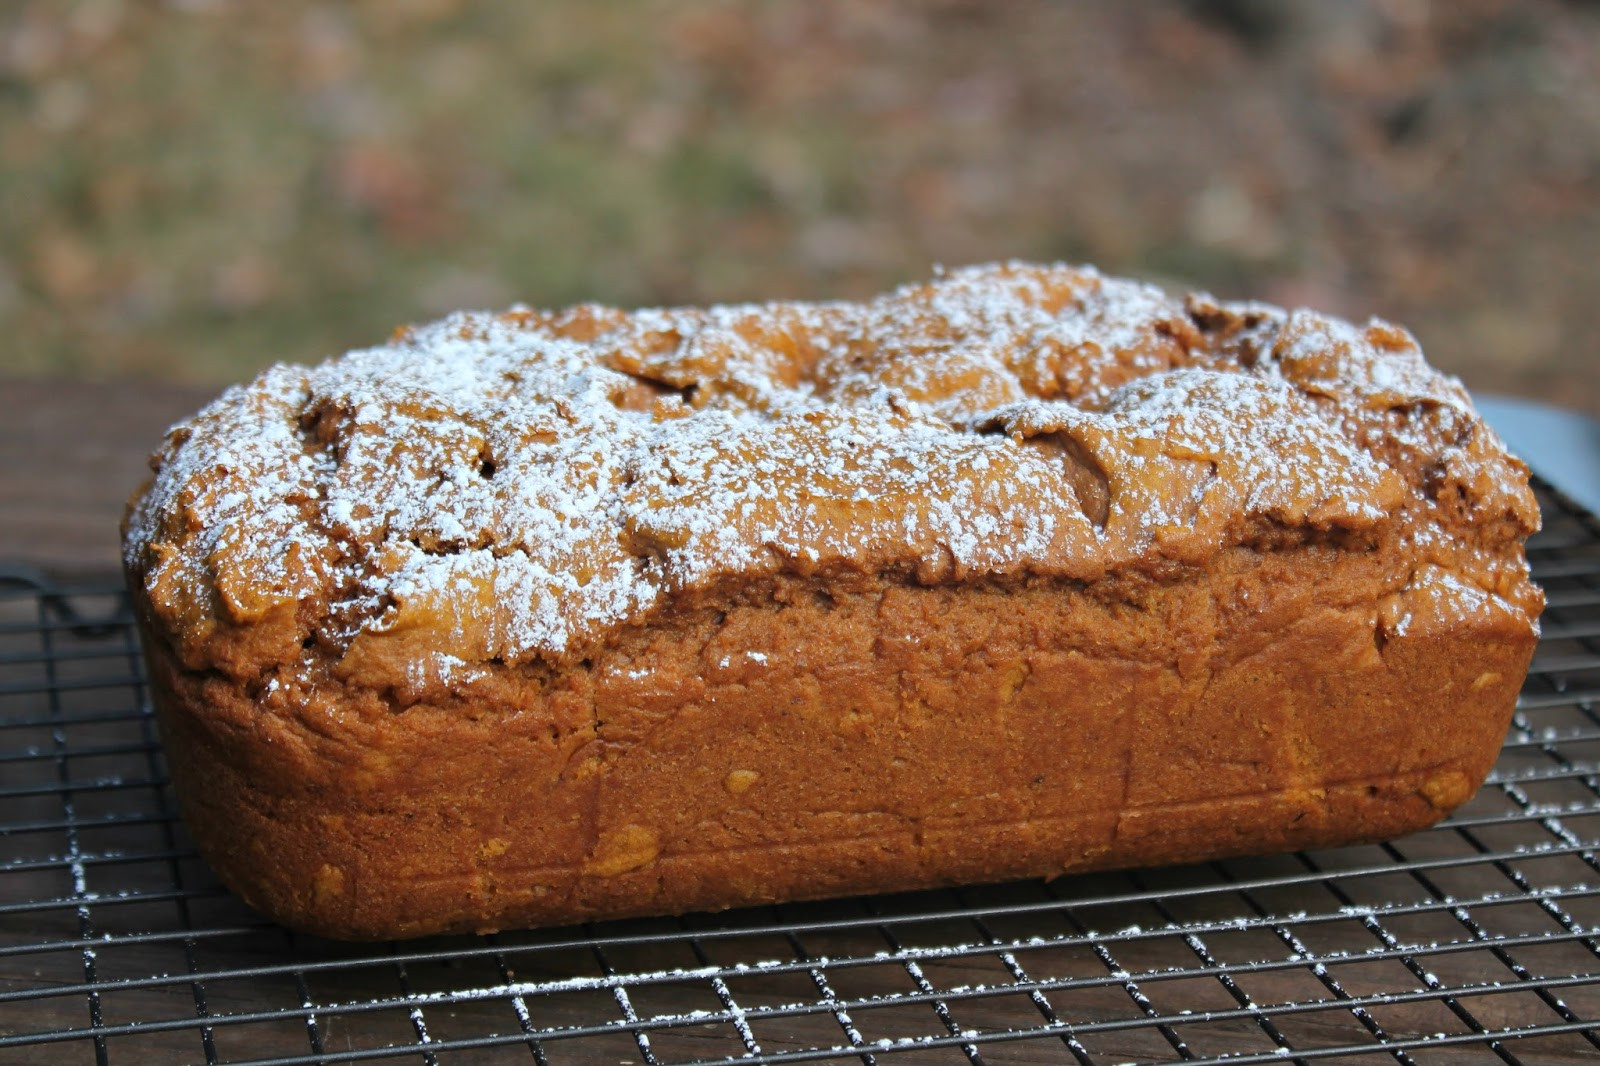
[123,263,1541,940]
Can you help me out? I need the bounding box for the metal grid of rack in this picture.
[2,481,1599,1065]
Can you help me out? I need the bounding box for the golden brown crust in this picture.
[142,555,1533,940]
[124,262,1542,939]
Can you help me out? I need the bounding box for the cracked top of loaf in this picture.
[124,262,1540,685]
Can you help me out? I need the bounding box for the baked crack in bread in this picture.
[123,262,1541,939]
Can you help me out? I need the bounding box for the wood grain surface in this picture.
[0,379,215,578]
[4,376,1600,1062]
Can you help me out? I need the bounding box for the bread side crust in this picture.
[140,544,1533,940]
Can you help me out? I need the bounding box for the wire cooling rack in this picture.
[3,483,1599,1065]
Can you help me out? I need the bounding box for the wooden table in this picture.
[0,379,216,578]
[5,376,1600,1063]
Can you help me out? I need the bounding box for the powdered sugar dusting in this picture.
[124,261,1539,674]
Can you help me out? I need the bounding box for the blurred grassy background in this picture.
[1,0,1597,411]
